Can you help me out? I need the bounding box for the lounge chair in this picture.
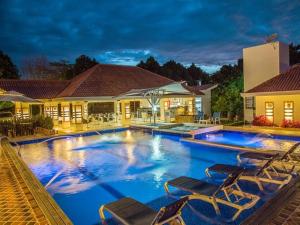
[237,142,300,163]
[99,197,188,225]
[206,155,293,191]
[164,171,259,221]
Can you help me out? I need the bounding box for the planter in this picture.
[34,127,57,136]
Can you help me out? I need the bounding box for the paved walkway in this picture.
[269,183,300,225]
[0,137,72,225]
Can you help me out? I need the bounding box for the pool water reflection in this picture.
[21,130,243,225]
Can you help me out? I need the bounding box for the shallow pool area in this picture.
[19,129,281,225]
[195,130,300,151]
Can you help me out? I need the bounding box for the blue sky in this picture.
[1,0,300,73]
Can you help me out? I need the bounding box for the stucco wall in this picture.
[243,41,289,92]
[255,94,300,125]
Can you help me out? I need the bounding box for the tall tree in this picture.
[70,55,98,78]
[137,56,161,74]
[187,63,210,85]
[289,43,300,65]
[0,51,20,79]
[211,75,243,119]
[210,60,242,85]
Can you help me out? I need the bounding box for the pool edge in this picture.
[0,136,73,225]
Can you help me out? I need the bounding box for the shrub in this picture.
[281,120,300,128]
[252,115,273,126]
[32,115,54,130]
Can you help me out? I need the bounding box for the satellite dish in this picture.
[265,33,278,43]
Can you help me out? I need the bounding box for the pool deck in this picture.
[0,137,72,225]
[225,125,300,137]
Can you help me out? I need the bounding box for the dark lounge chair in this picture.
[237,142,300,163]
[164,171,260,221]
[99,196,188,225]
[206,154,293,191]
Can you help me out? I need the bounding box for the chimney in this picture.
[243,41,289,92]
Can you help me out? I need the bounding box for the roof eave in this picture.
[241,90,300,97]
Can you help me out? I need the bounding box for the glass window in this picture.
[246,97,255,109]
[73,105,82,124]
[284,101,293,121]
[265,102,274,122]
[195,97,202,112]
[125,103,130,119]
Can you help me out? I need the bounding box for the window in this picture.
[164,101,170,110]
[265,102,274,122]
[45,106,58,119]
[130,101,140,113]
[73,105,82,124]
[125,103,130,119]
[188,100,194,114]
[284,101,293,121]
[195,97,202,112]
[246,97,255,109]
[62,106,70,122]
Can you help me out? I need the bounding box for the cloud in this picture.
[1,0,300,72]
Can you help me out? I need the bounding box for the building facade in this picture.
[242,41,300,125]
[0,64,216,130]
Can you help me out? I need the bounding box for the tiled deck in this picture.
[269,183,300,225]
[0,137,72,225]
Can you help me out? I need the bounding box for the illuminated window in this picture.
[188,100,194,114]
[125,103,130,119]
[16,108,29,119]
[284,101,293,121]
[62,106,70,122]
[45,106,58,119]
[73,105,82,124]
[245,97,255,109]
[195,97,202,112]
[265,102,274,122]
[164,101,170,110]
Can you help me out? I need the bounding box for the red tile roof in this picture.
[0,64,197,99]
[57,64,175,97]
[0,79,70,99]
[246,64,300,93]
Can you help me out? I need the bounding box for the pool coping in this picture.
[0,137,73,225]
[13,126,129,145]
[180,137,265,152]
[225,125,300,137]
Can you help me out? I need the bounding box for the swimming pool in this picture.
[20,130,262,225]
[195,130,300,151]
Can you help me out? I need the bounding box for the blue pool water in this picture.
[20,130,264,225]
[195,130,300,151]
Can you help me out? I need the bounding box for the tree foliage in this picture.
[289,43,300,65]
[211,74,244,119]
[0,51,20,79]
[137,57,210,85]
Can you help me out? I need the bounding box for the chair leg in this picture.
[232,209,242,221]
[164,182,170,194]
[211,198,221,216]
